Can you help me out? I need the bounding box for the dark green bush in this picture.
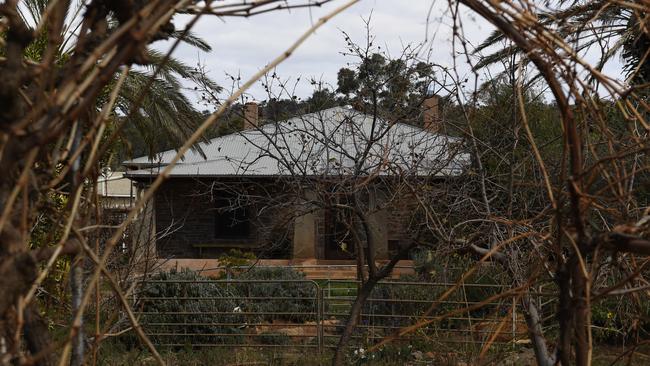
[412,249,508,318]
[136,268,245,346]
[134,266,317,350]
[362,272,505,330]
[364,275,441,327]
[591,294,650,344]
[592,299,625,343]
[234,267,317,323]
[256,331,292,345]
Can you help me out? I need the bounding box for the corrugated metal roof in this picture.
[124,107,470,178]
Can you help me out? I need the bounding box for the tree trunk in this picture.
[522,295,555,366]
[332,276,379,366]
[70,258,84,366]
[24,304,55,366]
[572,256,590,366]
[69,121,84,366]
[331,245,408,366]
[557,264,574,365]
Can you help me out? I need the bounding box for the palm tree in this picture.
[16,0,221,162]
[114,47,220,161]
[472,1,648,87]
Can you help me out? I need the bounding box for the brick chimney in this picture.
[422,95,440,132]
[243,101,259,129]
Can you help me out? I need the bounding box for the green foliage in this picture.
[136,269,244,347]
[460,76,564,223]
[30,192,67,249]
[217,249,256,273]
[334,46,437,124]
[256,331,291,345]
[337,67,359,96]
[473,3,648,89]
[134,266,317,349]
[590,291,650,344]
[204,32,441,127]
[235,267,317,323]
[412,250,510,317]
[214,116,245,137]
[6,1,222,165]
[115,66,211,160]
[364,275,435,324]
[591,299,625,344]
[622,12,650,86]
[29,191,71,325]
[361,273,502,329]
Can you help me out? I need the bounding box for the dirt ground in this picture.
[97,343,650,366]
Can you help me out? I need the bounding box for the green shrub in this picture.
[590,295,650,344]
[592,299,625,343]
[364,275,441,327]
[132,266,316,350]
[412,249,508,318]
[234,267,317,323]
[217,249,256,277]
[256,331,292,345]
[136,269,245,346]
[362,272,506,330]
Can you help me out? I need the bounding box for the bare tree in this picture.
[1,0,649,365]
[185,35,471,364]
[366,2,650,366]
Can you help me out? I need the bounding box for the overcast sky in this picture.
[156,0,624,108]
[156,0,500,108]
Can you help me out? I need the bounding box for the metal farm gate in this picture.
[133,279,545,353]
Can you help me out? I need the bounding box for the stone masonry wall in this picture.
[154,178,294,259]
[152,178,435,260]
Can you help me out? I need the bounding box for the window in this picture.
[388,239,411,260]
[214,193,251,239]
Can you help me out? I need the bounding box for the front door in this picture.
[323,208,355,260]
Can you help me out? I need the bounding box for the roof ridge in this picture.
[123,106,450,166]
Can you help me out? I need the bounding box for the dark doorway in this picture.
[324,207,356,260]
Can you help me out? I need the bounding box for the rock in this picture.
[412,350,424,360]
[494,348,537,366]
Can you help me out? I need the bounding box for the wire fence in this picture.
[133,278,550,353]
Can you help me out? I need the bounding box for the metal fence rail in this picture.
[134,279,323,350]
[133,278,536,353]
[320,280,529,351]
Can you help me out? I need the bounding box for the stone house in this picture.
[124,97,468,269]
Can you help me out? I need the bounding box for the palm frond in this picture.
[116,70,209,159]
[144,48,223,94]
[473,30,507,54]
[171,30,212,52]
[472,45,521,71]
[21,0,48,26]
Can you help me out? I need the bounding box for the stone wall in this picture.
[147,177,429,260]
[384,191,421,257]
[153,178,294,259]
